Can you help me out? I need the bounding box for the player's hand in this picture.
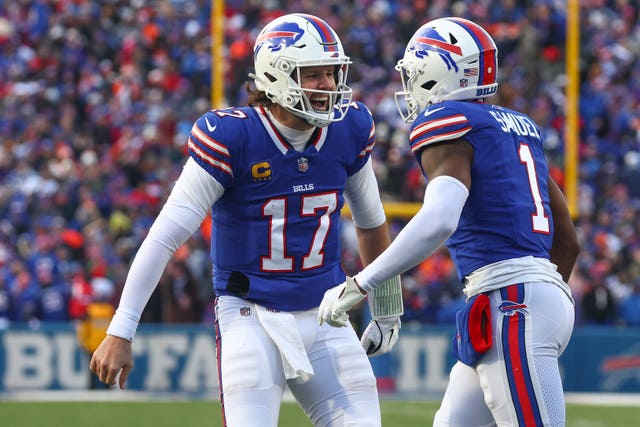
[89,335,134,390]
[318,276,366,327]
[360,316,401,357]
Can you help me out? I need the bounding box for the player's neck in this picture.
[266,107,315,152]
[269,104,314,131]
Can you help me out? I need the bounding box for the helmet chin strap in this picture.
[429,87,447,104]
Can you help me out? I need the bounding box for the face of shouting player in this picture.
[271,65,338,131]
[299,65,337,113]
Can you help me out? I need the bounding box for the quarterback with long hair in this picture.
[90,13,402,427]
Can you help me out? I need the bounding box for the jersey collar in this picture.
[255,105,328,154]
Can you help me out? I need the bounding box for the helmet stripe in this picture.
[448,17,497,86]
[298,13,338,51]
[415,37,462,55]
[256,31,299,45]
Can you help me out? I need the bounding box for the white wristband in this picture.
[369,275,403,317]
[106,309,140,342]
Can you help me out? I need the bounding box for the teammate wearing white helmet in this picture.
[319,17,579,427]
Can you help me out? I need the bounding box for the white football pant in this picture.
[434,282,574,427]
[215,295,381,427]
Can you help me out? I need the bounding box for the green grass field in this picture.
[0,400,639,426]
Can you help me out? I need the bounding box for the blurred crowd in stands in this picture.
[1,0,639,331]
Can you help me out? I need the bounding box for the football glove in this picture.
[318,276,366,327]
[360,316,401,357]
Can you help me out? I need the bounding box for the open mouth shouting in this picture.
[310,95,330,112]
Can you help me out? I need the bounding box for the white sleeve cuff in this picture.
[106,309,140,342]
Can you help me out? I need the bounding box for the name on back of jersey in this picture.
[490,110,540,139]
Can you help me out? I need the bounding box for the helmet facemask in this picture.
[394,58,433,123]
[279,61,352,127]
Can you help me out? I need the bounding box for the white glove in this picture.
[360,316,401,357]
[318,276,366,327]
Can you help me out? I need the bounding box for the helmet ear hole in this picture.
[422,80,436,91]
[279,62,292,72]
[264,73,277,83]
[284,94,296,106]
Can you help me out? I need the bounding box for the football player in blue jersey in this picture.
[90,13,402,427]
[319,17,580,427]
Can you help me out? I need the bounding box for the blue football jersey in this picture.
[410,101,553,280]
[188,103,376,311]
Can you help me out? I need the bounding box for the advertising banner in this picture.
[1,323,639,394]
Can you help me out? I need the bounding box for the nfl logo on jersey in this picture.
[298,157,309,172]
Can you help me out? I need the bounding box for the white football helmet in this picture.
[251,13,353,127]
[395,17,499,123]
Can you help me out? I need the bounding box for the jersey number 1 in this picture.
[519,143,550,233]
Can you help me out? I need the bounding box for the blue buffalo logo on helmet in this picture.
[409,28,463,72]
[254,21,304,56]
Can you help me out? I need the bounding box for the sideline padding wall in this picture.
[1,323,639,393]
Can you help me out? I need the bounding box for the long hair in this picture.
[244,81,273,108]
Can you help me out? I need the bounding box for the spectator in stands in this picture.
[77,276,116,389]
[0,271,9,330]
[34,258,69,322]
[157,257,202,323]
[581,263,617,325]
[582,282,617,325]
[619,280,640,327]
[8,267,39,324]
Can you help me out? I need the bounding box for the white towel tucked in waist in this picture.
[255,305,314,383]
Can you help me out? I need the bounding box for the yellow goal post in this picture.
[341,202,421,219]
